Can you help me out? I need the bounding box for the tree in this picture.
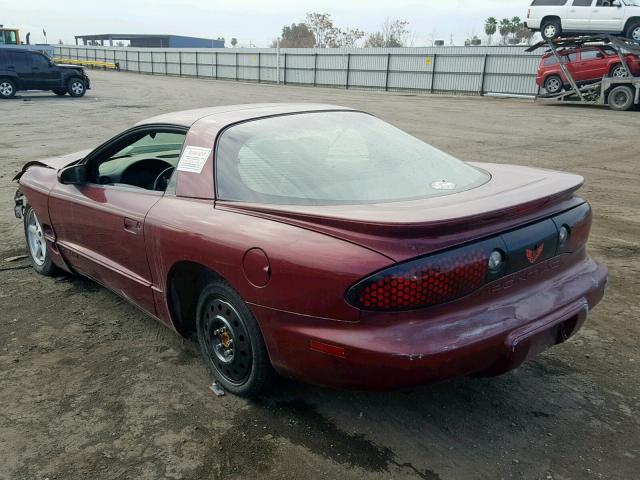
[331,27,365,48]
[484,17,497,45]
[276,23,316,48]
[304,12,364,48]
[230,38,238,48]
[305,13,336,48]
[498,18,512,45]
[364,18,410,48]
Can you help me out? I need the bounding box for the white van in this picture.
[526,0,640,40]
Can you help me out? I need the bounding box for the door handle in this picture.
[123,217,142,234]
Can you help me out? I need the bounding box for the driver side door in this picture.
[49,126,187,315]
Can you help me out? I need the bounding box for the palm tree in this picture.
[485,17,497,45]
[499,18,512,45]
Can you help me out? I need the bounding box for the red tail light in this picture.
[346,203,593,313]
[347,240,499,312]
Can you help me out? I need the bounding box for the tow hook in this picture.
[14,190,25,219]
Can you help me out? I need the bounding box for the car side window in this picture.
[580,50,601,61]
[4,51,28,67]
[532,0,568,5]
[595,0,613,5]
[544,56,559,66]
[572,0,593,6]
[88,131,187,191]
[30,53,50,69]
[565,53,578,63]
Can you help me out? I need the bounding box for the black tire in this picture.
[544,75,563,94]
[53,89,67,96]
[625,21,640,43]
[195,280,274,397]
[67,78,86,97]
[541,18,562,40]
[608,85,635,111]
[0,78,16,99]
[610,64,629,78]
[23,205,60,276]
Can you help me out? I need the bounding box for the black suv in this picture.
[0,48,90,99]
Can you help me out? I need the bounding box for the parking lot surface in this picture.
[1,71,638,480]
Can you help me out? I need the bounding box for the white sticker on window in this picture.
[177,146,211,174]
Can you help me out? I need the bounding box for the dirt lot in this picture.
[0,71,638,480]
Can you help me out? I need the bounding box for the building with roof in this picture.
[74,34,225,48]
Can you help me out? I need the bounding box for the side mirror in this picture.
[58,164,87,184]
[613,0,622,7]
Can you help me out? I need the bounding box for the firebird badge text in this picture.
[526,243,545,264]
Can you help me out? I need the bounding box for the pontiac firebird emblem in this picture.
[526,243,544,264]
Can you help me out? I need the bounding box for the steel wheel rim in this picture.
[202,297,252,384]
[26,209,46,266]
[544,25,557,39]
[613,90,629,106]
[0,82,13,96]
[546,77,561,92]
[71,81,84,95]
[632,27,640,41]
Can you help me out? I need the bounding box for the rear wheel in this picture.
[67,78,86,97]
[0,78,16,99]
[195,280,274,397]
[625,21,640,42]
[608,85,635,111]
[23,205,60,276]
[544,75,563,94]
[541,19,562,41]
[53,89,67,96]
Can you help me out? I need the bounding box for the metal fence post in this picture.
[195,51,199,77]
[257,52,261,83]
[313,52,318,87]
[164,51,168,75]
[151,51,154,75]
[235,52,239,81]
[283,52,287,85]
[345,53,351,89]
[179,51,182,76]
[215,52,218,79]
[430,53,438,94]
[385,53,391,91]
[137,50,140,73]
[480,54,489,95]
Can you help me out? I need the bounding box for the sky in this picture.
[4,0,533,47]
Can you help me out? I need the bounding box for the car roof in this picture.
[136,104,356,128]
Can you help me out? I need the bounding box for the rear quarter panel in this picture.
[145,196,394,325]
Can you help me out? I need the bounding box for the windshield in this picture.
[216,111,489,206]
[625,0,640,6]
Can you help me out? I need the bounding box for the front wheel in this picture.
[625,21,640,42]
[0,78,16,99]
[541,19,562,41]
[195,280,275,397]
[608,85,635,111]
[67,78,86,97]
[23,205,60,276]
[544,75,563,94]
[610,64,629,78]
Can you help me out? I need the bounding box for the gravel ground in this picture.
[0,71,638,480]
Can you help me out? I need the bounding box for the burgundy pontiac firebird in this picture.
[14,104,608,397]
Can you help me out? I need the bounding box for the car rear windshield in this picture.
[216,111,490,206]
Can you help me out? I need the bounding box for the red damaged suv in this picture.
[537,45,640,94]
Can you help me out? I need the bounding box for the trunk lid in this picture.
[216,162,586,262]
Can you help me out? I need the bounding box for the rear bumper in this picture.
[254,252,607,390]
